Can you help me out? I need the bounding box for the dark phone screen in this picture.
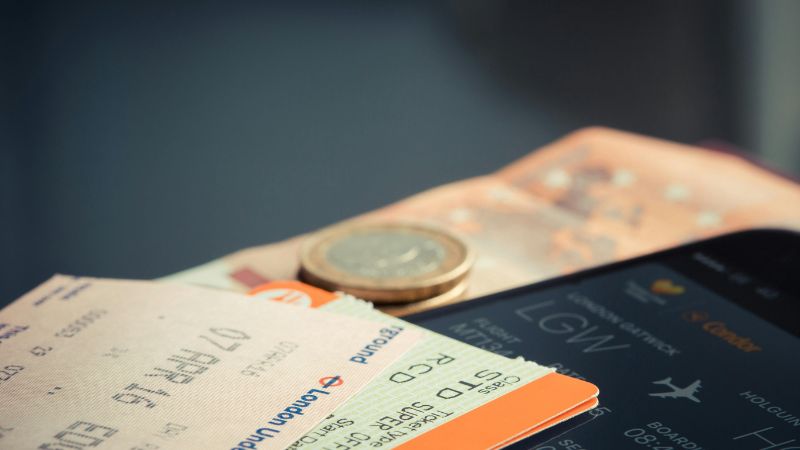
[408,232,800,449]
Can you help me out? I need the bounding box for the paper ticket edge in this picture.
[490,397,599,450]
[249,281,601,449]
[1,275,426,449]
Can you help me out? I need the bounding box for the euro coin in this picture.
[299,222,474,303]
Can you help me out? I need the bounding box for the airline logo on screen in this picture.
[682,310,763,353]
[650,279,685,296]
[625,278,686,307]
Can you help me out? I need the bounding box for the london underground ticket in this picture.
[250,282,600,450]
[0,275,421,449]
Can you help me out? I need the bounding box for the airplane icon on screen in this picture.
[649,377,702,403]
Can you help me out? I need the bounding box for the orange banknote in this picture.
[164,127,800,314]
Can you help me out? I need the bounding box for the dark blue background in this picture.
[0,1,782,305]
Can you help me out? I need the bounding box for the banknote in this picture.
[0,275,421,449]
[163,127,800,314]
[249,281,599,450]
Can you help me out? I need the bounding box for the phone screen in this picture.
[408,231,800,449]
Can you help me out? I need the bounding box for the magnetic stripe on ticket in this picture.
[394,372,599,450]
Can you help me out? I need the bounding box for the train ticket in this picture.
[0,275,421,449]
[250,281,599,449]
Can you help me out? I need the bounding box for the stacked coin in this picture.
[299,222,474,314]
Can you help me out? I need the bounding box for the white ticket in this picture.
[0,275,421,449]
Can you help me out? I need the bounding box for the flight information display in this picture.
[411,258,800,449]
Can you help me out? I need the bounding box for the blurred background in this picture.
[2,0,799,304]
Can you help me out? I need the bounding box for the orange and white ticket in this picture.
[0,275,421,449]
[251,281,599,450]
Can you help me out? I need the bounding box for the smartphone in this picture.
[407,229,800,449]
